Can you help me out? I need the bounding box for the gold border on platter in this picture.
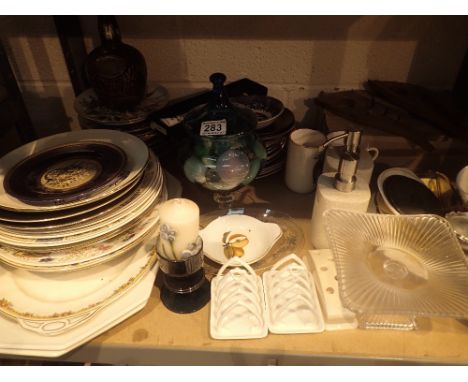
[0,248,158,321]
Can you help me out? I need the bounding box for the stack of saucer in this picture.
[0,129,166,356]
[74,84,168,153]
[256,108,295,179]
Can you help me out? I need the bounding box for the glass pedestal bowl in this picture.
[181,72,266,209]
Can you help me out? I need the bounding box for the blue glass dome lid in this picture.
[184,73,257,137]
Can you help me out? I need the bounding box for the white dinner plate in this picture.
[0,233,157,331]
[0,261,158,356]
[0,129,149,212]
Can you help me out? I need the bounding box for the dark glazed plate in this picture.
[4,142,127,206]
[231,95,285,129]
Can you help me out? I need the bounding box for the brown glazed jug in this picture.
[85,16,147,110]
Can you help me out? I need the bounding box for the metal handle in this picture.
[319,132,349,150]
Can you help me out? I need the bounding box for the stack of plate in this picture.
[0,129,166,356]
[229,95,294,179]
[74,85,168,154]
[255,108,295,179]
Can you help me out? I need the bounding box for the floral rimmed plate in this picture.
[0,129,149,212]
[0,164,163,249]
[0,185,167,272]
[200,207,304,276]
[0,234,158,335]
[0,189,161,250]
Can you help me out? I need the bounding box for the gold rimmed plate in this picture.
[0,129,149,212]
[0,155,162,239]
[0,234,158,326]
[4,141,127,207]
[0,174,141,224]
[0,188,161,250]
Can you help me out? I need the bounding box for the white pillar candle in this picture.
[158,198,200,260]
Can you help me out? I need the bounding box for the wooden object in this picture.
[316,90,437,151]
[366,80,468,143]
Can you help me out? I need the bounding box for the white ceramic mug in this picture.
[285,129,326,193]
[322,131,379,185]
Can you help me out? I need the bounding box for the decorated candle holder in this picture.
[156,235,210,313]
[156,198,210,313]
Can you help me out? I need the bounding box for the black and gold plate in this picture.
[3,142,127,206]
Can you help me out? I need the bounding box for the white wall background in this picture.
[1,15,467,136]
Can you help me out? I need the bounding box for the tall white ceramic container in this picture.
[310,173,371,249]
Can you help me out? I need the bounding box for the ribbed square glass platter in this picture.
[324,210,468,319]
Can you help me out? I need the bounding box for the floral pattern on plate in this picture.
[0,186,167,272]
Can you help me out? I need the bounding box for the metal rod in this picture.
[319,132,349,150]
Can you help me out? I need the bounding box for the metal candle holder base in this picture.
[156,236,210,314]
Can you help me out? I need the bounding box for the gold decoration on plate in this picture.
[0,248,157,321]
[39,158,102,192]
[222,231,249,258]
